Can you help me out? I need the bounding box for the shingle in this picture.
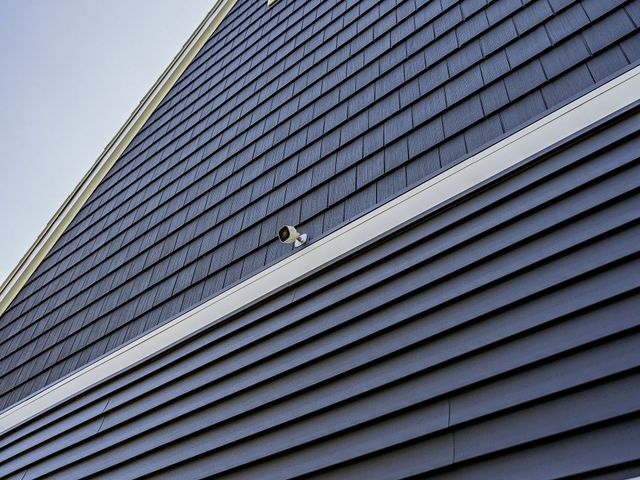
[378,0,396,16]
[513,0,554,34]
[363,32,391,65]
[374,8,397,37]
[375,65,406,99]
[322,202,345,231]
[384,108,413,143]
[408,118,445,158]
[486,0,522,25]
[232,222,261,259]
[348,84,375,116]
[313,88,340,119]
[425,30,458,65]
[369,91,401,126]
[239,247,268,278]
[266,185,287,215]
[399,77,422,108]
[406,148,441,185]
[541,64,595,106]
[480,17,518,55]
[376,167,406,201]
[448,40,483,77]
[582,10,635,54]
[209,238,237,272]
[504,60,547,100]
[439,133,468,165]
[506,26,552,68]
[621,31,640,61]
[201,270,226,300]
[418,61,449,95]
[434,4,463,37]
[345,184,377,220]
[412,87,447,125]
[540,35,590,78]
[456,10,490,44]
[404,51,427,79]
[200,226,222,252]
[328,168,357,204]
[355,60,381,91]
[311,153,337,184]
[443,96,484,137]
[627,0,640,26]
[480,50,510,84]
[415,0,443,27]
[461,0,487,19]
[390,15,415,47]
[320,129,341,158]
[283,128,307,158]
[500,90,548,131]
[363,124,384,157]
[384,136,410,171]
[324,102,348,132]
[357,151,385,188]
[445,65,484,105]
[582,0,627,21]
[336,136,362,172]
[297,141,322,172]
[171,264,197,295]
[587,46,629,82]
[301,184,329,220]
[464,114,504,152]
[546,4,591,44]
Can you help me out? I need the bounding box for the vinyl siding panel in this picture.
[1,101,639,479]
[1,0,640,411]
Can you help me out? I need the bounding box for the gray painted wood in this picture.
[0,102,639,479]
[1,0,640,413]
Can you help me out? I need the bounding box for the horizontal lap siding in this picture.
[1,103,639,479]
[2,0,640,411]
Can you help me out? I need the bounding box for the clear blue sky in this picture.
[0,0,214,284]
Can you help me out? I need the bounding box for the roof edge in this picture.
[2,63,639,435]
[0,0,239,316]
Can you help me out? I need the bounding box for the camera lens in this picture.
[279,226,290,241]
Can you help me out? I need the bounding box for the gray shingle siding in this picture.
[1,103,640,479]
[1,0,640,412]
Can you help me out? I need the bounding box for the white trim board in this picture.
[0,0,239,316]
[1,64,640,435]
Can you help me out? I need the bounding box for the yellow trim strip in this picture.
[0,0,239,316]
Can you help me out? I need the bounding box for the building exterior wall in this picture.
[2,0,640,413]
[2,102,639,479]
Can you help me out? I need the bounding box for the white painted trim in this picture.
[0,0,239,316]
[1,64,639,435]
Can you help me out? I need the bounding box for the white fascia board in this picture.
[0,0,239,316]
[1,64,640,435]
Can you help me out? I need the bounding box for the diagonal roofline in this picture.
[0,0,239,316]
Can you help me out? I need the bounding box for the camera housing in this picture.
[278,225,308,248]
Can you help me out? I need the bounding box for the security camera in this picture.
[277,225,308,248]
